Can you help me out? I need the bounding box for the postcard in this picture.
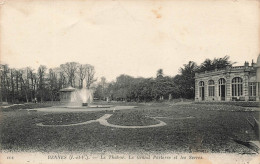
[0,0,259,163]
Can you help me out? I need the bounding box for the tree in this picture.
[78,64,87,89]
[198,55,235,72]
[10,68,15,102]
[0,64,10,102]
[153,76,174,100]
[60,62,79,87]
[100,77,108,99]
[107,75,134,101]
[94,77,109,100]
[27,68,37,101]
[85,64,96,89]
[156,68,164,78]
[58,70,66,89]
[138,78,154,101]
[128,78,154,102]
[175,61,198,99]
[37,65,47,102]
[19,67,32,102]
[0,62,97,103]
[48,68,59,101]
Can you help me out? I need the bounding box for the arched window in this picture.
[208,80,215,96]
[232,77,243,96]
[249,82,256,96]
[199,81,204,86]
[218,78,226,85]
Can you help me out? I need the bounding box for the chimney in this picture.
[244,61,249,67]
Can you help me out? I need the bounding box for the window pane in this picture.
[240,84,242,96]
[233,84,234,96]
[208,86,215,97]
[234,84,237,96]
[253,85,256,96]
[249,84,252,96]
[249,83,257,96]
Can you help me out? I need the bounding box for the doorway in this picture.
[219,78,226,101]
[201,87,205,100]
[220,85,225,101]
[199,81,205,101]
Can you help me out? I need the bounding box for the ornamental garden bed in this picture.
[37,112,107,125]
[108,110,160,126]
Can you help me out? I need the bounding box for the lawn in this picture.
[0,102,259,154]
[108,110,160,126]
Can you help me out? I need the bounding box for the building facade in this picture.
[195,55,260,102]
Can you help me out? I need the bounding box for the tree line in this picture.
[0,62,96,103]
[95,56,234,101]
[0,56,234,103]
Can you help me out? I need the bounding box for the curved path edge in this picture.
[36,120,98,127]
[36,114,167,128]
[98,114,166,129]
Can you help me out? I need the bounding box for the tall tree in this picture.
[0,64,10,102]
[85,64,96,89]
[10,68,15,102]
[58,70,66,89]
[37,65,47,102]
[177,61,198,99]
[78,64,87,89]
[27,68,37,101]
[48,68,59,101]
[60,62,79,87]
[99,76,108,99]
[19,68,31,102]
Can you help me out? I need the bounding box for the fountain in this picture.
[70,78,93,107]
[27,78,137,113]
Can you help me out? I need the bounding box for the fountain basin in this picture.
[82,103,88,106]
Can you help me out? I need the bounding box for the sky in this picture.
[1,0,259,82]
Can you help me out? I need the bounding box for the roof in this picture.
[195,66,256,79]
[59,86,76,92]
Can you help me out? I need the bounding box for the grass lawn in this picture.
[0,103,53,111]
[0,102,259,154]
[108,110,160,126]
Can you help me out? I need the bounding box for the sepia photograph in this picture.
[0,0,259,163]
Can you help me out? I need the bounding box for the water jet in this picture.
[69,78,94,107]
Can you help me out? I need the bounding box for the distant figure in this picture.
[168,94,172,101]
[34,97,38,103]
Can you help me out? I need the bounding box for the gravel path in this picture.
[36,114,167,128]
[27,105,137,113]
